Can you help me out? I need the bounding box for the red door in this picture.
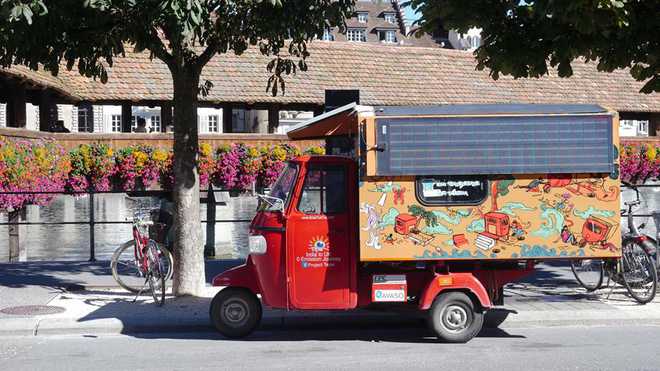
[287,163,354,309]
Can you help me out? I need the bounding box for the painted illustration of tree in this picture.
[490,179,515,211]
[408,205,438,232]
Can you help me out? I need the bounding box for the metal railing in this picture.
[0,188,253,262]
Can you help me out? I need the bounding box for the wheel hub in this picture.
[441,304,469,333]
[223,299,249,326]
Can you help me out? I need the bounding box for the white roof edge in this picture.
[286,103,373,136]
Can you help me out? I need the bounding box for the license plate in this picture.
[372,275,407,302]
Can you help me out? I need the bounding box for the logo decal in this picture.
[309,236,329,252]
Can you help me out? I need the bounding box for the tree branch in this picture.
[148,27,175,70]
[194,41,218,71]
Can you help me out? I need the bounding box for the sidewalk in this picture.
[2,260,660,337]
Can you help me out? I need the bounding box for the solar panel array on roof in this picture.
[375,113,615,176]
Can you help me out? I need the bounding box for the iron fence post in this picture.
[204,185,216,258]
[88,188,96,262]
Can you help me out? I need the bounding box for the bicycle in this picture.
[571,182,657,304]
[110,210,174,306]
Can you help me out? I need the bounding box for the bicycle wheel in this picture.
[146,242,166,306]
[156,243,174,283]
[111,241,145,293]
[621,241,657,304]
[570,259,604,291]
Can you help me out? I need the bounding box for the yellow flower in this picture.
[152,149,169,162]
[133,151,149,168]
[272,147,287,161]
[647,145,657,161]
[107,148,114,157]
[246,147,259,158]
[200,143,212,157]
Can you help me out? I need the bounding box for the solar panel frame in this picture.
[375,114,615,176]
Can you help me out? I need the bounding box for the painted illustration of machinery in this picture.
[394,214,434,245]
[579,216,617,251]
[475,212,510,251]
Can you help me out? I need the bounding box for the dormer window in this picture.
[384,13,396,24]
[379,30,397,43]
[322,28,334,41]
[347,28,367,42]
[357,12,368,23]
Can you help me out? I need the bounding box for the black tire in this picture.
[111,240,173,293]
[146,242,166,306]
[570,259,604,292]
[428,291,483,343]
[210,288,262,338]
[621,241,657,304]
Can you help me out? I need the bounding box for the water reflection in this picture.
[0,193,257,261]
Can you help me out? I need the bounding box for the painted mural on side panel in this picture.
[358,173,621,261]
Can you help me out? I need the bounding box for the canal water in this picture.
[1,186,659,262]
[0,193,258,261]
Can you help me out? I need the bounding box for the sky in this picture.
[403,5,420,26]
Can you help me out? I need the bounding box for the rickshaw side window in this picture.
[260,163,298,211]
[415,176,488,206]
[298,166,346,215]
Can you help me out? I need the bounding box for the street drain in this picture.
[0,305,65,316]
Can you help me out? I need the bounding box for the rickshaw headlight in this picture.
[248,235,268,255]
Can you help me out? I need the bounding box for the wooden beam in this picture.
[38,89,58,131]
[222,104,233,133]
[6,83,26,128]
[161,103,172,132]
[121,102,132,133]
[268,106,280,134]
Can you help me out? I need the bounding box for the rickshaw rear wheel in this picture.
[428,291,483,343]
[210,288,262,339]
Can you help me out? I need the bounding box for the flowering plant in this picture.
[620,143,660,184]
[67,143,114,192]
[0,137,71,211]
[113,145,164,191]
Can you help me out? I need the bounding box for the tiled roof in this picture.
[1,41,659,113]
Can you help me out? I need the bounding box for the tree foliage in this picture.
[0,0,353,93]
[407,0,660,93]
[0,0,354,296]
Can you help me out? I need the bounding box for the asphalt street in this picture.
[2,325,660,371]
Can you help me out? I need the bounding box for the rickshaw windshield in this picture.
[259,162,298,211]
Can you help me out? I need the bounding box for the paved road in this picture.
[2,325,660,371]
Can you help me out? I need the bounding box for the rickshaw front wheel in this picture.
[210,287,262,339]
[428,291,483,343]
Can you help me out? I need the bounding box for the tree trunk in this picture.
[171,66,205,296]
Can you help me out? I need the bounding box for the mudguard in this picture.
[211,257,262,295]
[418,272,491,310]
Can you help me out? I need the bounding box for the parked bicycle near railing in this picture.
[110,209,174,306]
[571,182,657,304]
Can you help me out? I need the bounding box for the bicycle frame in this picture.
[131,217,153,273]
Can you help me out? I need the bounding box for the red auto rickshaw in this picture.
[210,103,621,342]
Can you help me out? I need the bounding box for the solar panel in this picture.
[375,114,614,176]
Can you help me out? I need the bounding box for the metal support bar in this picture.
[8,210,20,262]
[204,186,216,258]
[88,189,96,262]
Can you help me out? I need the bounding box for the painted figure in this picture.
[510,220,528,240]
[560,225,578,245]
[360,203,382,250]
[393,185,406,205]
